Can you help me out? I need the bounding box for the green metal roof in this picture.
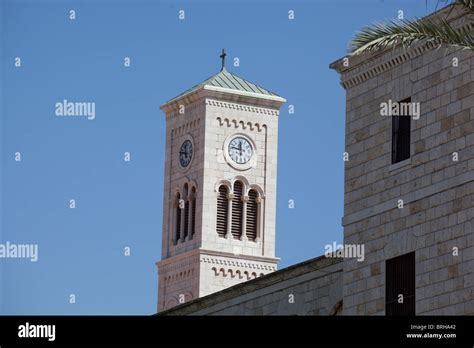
[165,67,283,104]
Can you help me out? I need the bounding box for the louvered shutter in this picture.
[246,190,258,241]
[216,186,228,237]
[231,181,243,239]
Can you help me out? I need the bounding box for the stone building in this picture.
[156,56,286,311]
[331,4,473,315]
[157,4,473,315]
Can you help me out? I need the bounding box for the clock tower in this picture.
[157,51,286,311]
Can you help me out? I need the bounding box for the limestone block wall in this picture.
[335,11,473,315]
[157,250,201,312]
[198,252,277,298]
[160,99,206,259]
[160,256,343,316]
[200,98,279,258]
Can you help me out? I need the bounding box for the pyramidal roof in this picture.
[164,67,285,105]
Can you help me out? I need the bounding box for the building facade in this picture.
[158,4,473,315]
[156,63,286,311]
[330,4,473,315]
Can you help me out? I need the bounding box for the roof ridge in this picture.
[163,68,282,105]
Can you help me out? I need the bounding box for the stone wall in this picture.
[159,256,343,315]
[157,97,206,312]
[201,97,280,259]
[157,86,284,311]
[331,6,473,315]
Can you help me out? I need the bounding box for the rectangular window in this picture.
[386,252,415,316]
[391,98,411,164]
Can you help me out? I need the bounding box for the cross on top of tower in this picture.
[220,49,226,71]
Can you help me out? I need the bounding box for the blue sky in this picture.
[1,0,434,314]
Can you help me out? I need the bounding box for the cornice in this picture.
[156,248,279,270]
[330,5,473,89]
[160,86,285,114]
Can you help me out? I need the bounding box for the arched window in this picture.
[216,185,228,238]
[231,181,244,239]
[191,187,196,237]
[246,189,258,241]
[183,184,189,240]
[175,192,181,244]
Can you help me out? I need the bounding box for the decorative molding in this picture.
[211,267,265,280]
[157,254,200,273]
[163,268,195,284]
[249,184,265,199]
[339,41,437,89]
[209,99,278,117]
[201,257,276,271]
[215,176,265,198]
[232,175,251,192]
[171,117,201,138]
[331,16,472,90]
[216,116,267,131]
[161,86,284,114]
[214,179,232,193]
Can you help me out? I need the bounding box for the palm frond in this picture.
[349,17,474,55]
[457,0,474,12]
[446,0,474,19]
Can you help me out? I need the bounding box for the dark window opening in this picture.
[183,201,189,240]
[391,98,411,164]
[386,252,415,316]
[175,193,181,244]
[191,192,196,237]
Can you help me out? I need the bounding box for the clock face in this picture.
[179,140,193,167]
[228,136,253,164]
